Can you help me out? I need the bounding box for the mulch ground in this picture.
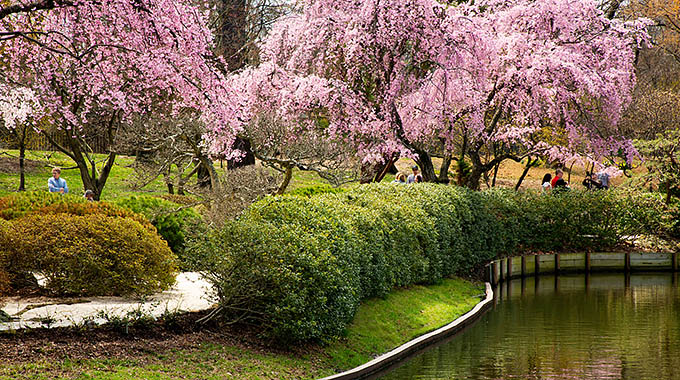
[0,156,47,174]
[0,310,316,365]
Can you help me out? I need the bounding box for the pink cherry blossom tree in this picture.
[208,0,648,189]
[0,84,40,191]
[1,0,232,199]
[402,0,650,188]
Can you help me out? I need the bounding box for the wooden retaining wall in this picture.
[488,252,679,285]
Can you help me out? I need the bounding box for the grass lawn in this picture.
[0,278,484,380]
[0,149,339,200]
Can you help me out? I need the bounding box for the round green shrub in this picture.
[200,219,358,341]
[115,195,205,269]
[2,213,177,296]
[0,192,178,296]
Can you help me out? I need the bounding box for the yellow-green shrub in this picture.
[0,192,178,296]
[2,214,177,296]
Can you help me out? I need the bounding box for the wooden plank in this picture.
[629,252,673,270]
[537,254,555,274]
[511,257,523,278]
[524,256,536,276]
[560,253,586,272]
[590,252,626,271]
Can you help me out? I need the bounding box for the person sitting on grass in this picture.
[407,165,420,184]
[550,168,564,188]
[582,172,602,190]
[84,189,95,201]
[48,167,68,194]
[392,172,407,184]
[541,173,552,193]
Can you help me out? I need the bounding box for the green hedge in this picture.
[196,184,672,342]
[0,192,177,296]
[115,195,205,269]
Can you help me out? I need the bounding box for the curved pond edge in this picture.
[487,252,679,285]
[318,282,494,380]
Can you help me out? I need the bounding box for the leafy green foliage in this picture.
[636,129,680,203]
[195,184,673,342]
[115,195,205,269]
[284,184,347,197]
[0,192,178,296]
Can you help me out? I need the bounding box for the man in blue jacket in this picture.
[48,167,68,194]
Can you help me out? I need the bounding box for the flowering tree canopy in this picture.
[1,0,233,198]
[208,0,649,189]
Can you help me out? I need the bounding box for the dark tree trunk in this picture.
[491,162,500,187]
[413,148,437,183]
[464,167,484,190]
[226,137,256,169]
[515,156,536,191]
[437,155,452,184]
[275,164,293,195]
[18,127,27,191]
[215,0,256,171]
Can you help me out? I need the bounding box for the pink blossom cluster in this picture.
[1,0,233,133]
[0,85,39,130]
[207,0,649,169]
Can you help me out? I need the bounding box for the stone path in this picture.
[0,272,214,331]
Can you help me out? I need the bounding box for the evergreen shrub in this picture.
[115,195,205,268]
[0,192,177,296]
[197,184,672,342]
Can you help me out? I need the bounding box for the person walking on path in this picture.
[48,167,68,194]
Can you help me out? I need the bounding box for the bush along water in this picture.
[196,184,673,343]
[0,191,178,296]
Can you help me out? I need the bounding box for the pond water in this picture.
[377,273,680,380]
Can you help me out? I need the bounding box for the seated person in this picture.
[392,173,407,184]
[84,189,95,201]
[407,165,420,184]
[48,167,68,194]
[553,178,570,191]
[582,172,602,190]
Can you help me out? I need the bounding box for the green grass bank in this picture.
[0,278,483,380]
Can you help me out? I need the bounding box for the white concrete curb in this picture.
[319,282,494,380]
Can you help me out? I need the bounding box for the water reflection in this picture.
[377,273,680,380]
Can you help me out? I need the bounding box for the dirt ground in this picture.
[0,156,47,174]
[0,310,309,364]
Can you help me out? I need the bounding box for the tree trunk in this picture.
[18,128,26,191]
[226,137,256,170]
[414,148,437,182]
[491,162,500,187]
[437,155,452,184]
[275,165,293,195]
[515,156,535,191]
[464,167,484,190]
[374,155,398,183]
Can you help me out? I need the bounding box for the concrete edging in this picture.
[318,282,494,380]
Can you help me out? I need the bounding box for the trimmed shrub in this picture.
[115,195,205,268]
[200,220,358,341]
[285,184,347,197]
[0,191,178,296]
[196,184,673,342]
[2,214,177,296]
